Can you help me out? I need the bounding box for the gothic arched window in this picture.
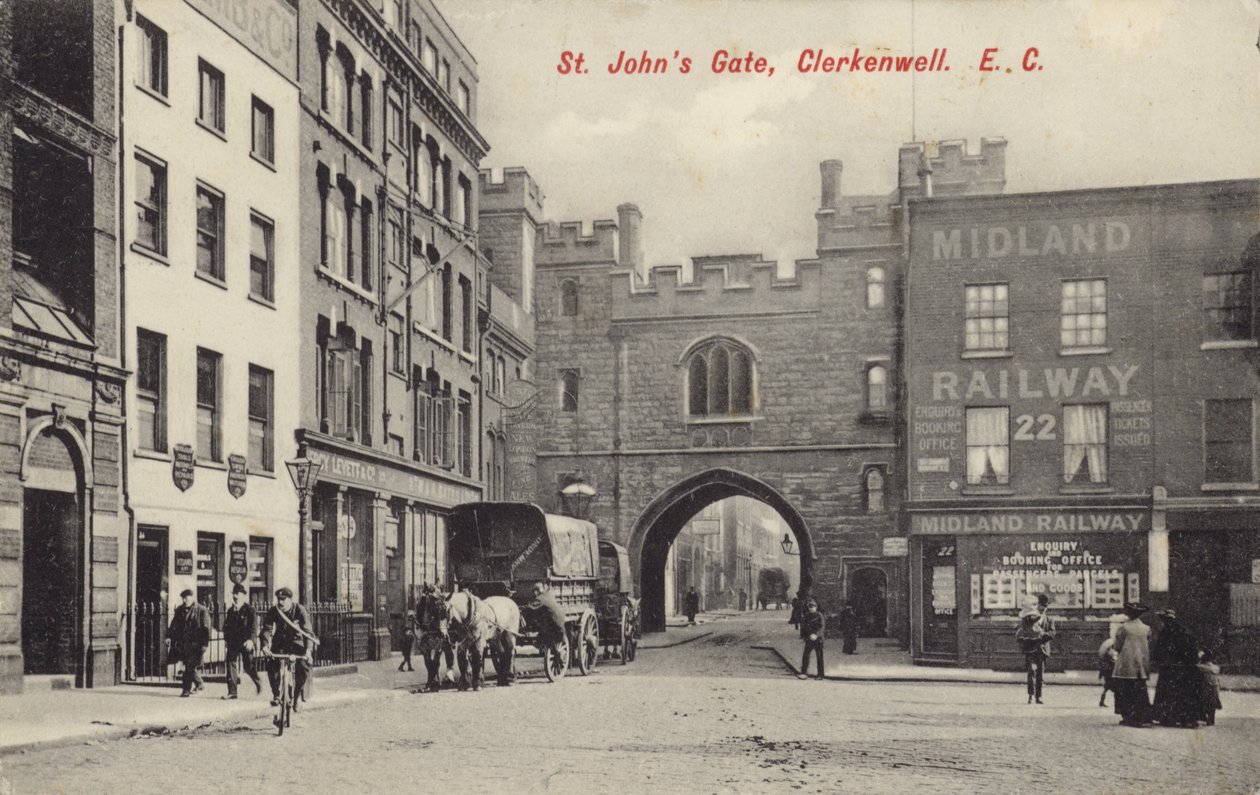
[684,339,755,418]
[866,364,887,411]
[864,467,886,513]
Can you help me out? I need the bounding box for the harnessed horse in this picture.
[415,590,456,692]
[445,590,521,690]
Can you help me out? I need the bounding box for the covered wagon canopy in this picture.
[598,541,633,595]
[449,502,600,586]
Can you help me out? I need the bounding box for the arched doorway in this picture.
[848,567,889,638]
[21,424,87,675]
[632,468,814,633]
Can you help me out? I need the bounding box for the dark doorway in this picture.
[848,567,889,637]
[921,538,958,656]
[22,489,81,674]
[134,525,168,679]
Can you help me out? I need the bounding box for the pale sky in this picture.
[442,0,1260,270]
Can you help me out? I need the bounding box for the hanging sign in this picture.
[174,549,194,576]
[228,541,249,584]
[173,444,195,492]
[227,454,248,499]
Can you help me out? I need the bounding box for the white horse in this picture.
[445,591,521,690]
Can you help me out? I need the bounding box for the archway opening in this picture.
[633,469,813,633]
[21,427,85,676]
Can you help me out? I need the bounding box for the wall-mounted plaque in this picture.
[227,454,247,499]
[173,444,195,492]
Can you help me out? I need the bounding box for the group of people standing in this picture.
[164,584,315,706]
[1018,596,1222,728]
[1105,602,1221,728]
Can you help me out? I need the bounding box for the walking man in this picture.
[222,583,261,699]
[165,589,211,697]
[684,586,700,626]
[260,587,314,710]
[797,598,826,680]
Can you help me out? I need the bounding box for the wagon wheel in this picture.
[576,611,600,676]
[543,636,569,682]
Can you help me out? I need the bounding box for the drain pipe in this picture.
[116,10,139,683]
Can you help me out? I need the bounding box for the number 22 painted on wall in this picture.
[1014,414,1056,441]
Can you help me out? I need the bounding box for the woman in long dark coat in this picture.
[1112,602,1152,727]
[1151,608,1203,728]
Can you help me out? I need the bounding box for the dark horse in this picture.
[445,591,521,691]
[415,588,456,692]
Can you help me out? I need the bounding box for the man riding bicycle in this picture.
[260,587,314,710]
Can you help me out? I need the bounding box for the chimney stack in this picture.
[820,160,843,210]
[617,203,643,273]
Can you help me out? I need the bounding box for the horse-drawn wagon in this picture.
[597,540,640,663]
[448,502,608,681]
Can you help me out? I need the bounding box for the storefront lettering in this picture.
[308,449,479,507]
[931,364,1139,401]
[187,0,297,79]
[931,220,1131,261]
[915,511,1146,535]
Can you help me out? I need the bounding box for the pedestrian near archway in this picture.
[1112,602,1152,727]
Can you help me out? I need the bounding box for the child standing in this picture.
[398,609,417,672]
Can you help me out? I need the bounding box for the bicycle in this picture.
[266,653,305,736]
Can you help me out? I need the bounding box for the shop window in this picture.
[248,537,272,607]
[560,369,579,412]
[136,328,167,452]
[134,153,166,255]
[197,59,225,133]
[1203,271,1254,342]
[196,533,224,607]
[965,406,1009,485]
[684,339,754,418]
[1062,404,1108,484]
[1061,278,1107,349]
[1205,399,1255,484]
[247,364,273,472]
[560,279,579,317]
[866,266,885,309]
[195,183,225,282]
[136,15,167,97]
[863,467,885,513]
[249,212,274,302]
[251,97,274,164]
[196,347,222,462]
[964,283,1008,351]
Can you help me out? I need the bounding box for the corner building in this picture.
[0,0,123,692]
[117,0,302,681]
[904,180,1260,673]
[296,0,488,661]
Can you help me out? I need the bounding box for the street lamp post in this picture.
[558,474,597,521]
[286,454,322,604]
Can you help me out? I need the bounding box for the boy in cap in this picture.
[797,597,825,680]
[166,589,211,696]
[260,587,314,709]
[222,582,261,699]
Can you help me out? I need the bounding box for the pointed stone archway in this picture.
[629,468,814,633]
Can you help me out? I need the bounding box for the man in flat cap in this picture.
[222,582,261,699]
[166,588,211,697]
[260,587,314,709]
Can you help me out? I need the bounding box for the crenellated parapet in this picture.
[817,137,1006,253]
[478,167,545,222]
[536,219,619,266]
[898,137,1006,199]
[608,254,821,320]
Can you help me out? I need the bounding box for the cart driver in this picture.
[526,582,568,657]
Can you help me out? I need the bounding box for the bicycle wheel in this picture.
[275,664,291,736]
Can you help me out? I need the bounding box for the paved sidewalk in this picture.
[760,631,1260,693]
[0,659,433,755]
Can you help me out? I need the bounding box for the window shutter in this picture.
[328,350,346,437]
[349,354,363,442]
[434,396,453,467]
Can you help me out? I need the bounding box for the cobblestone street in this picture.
[1,613,1256,794]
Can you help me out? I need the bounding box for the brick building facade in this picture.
[904,180,1260,672]
[0,0,124,692]
[295,0,489,660]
